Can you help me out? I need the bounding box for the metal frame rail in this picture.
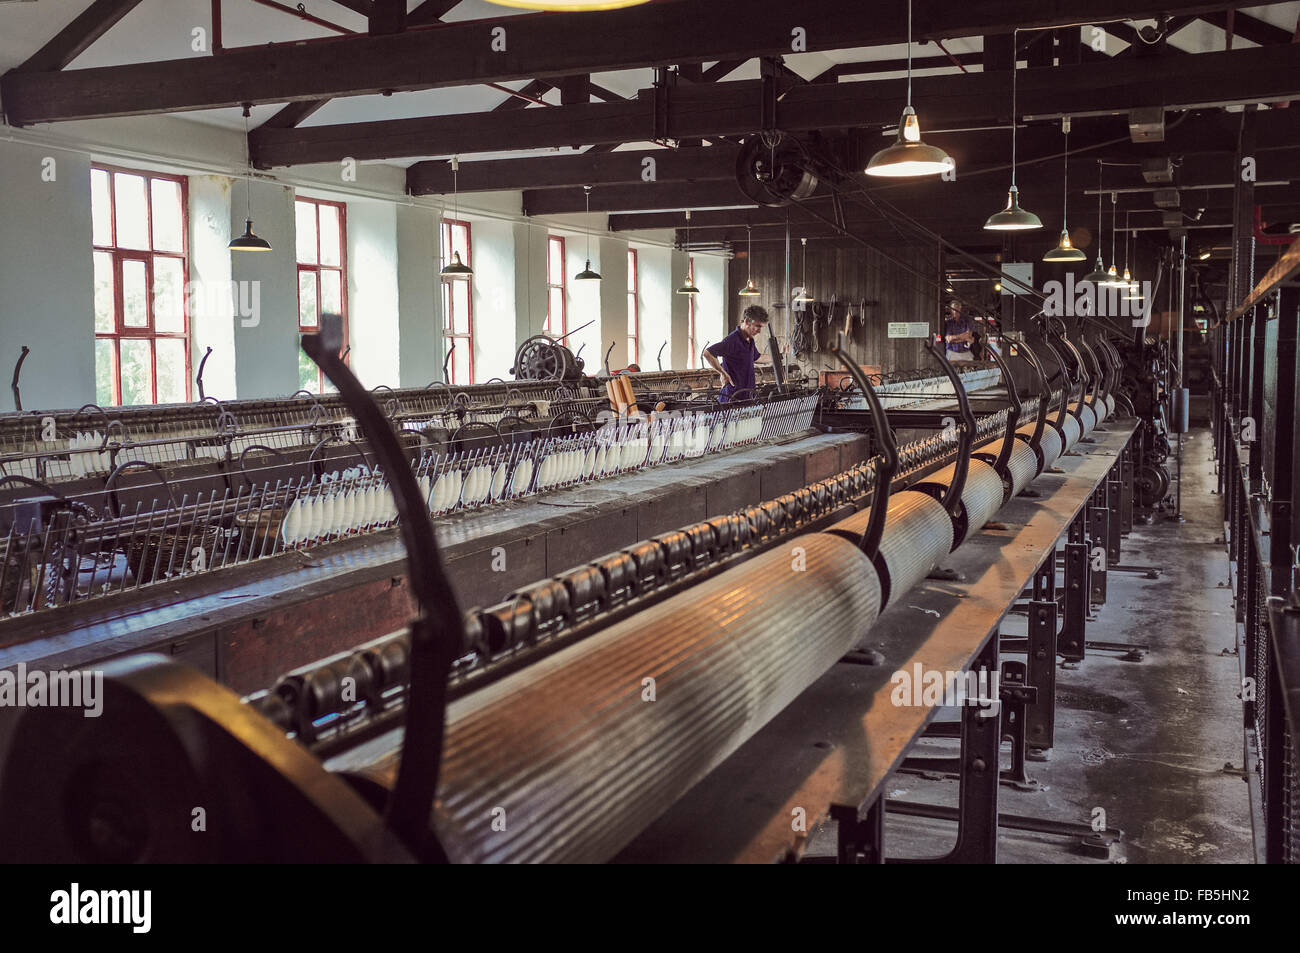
[1213,255,1300,864]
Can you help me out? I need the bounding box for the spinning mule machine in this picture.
[0,309,1136,862]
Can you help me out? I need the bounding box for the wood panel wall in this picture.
[727,238,942,376]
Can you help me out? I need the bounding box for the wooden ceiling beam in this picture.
[7,0,1292,124]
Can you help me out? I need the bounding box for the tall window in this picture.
[687,256,697,369]
[441,219,474,385]
[546,235,566,337]
[295,197,348,394]
[627,248,639,366]
[91,165,190,406]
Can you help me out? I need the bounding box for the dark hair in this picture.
[741,305,770,325]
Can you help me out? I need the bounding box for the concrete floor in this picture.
[808,428,1255,863]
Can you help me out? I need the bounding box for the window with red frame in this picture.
[92,165,190,406]
[546,235,566,337]
[627,248,639,366]
[295,197,348,393]
[687,256,698,369]
[441,219,474,384]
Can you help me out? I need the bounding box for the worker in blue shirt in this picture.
[944,300,975,362]
[704,305,770,402]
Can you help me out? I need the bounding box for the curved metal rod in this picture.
[303,314,462,862]
[307,435,372,478]
[97,418,127,453]
[1015,339,1052,452]
[74,403,110,430]
[0,473,69,502]
[1077,338,1107,405]
[604,341,615,376]
[103,459,177,519]
[1103,337,1126,398]
[195,347,214,402]
[11,346,30,412]
[442,342,456,384]
[830,332,896,561]
[656,341,667,372]
[924,340,974,519]
[1051,322,1096,410]
[238,443,289,487]
[1037,331,1078,432]
[978,337,1021,474]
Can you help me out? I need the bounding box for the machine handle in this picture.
[979,337,1021,474]
[195,347,214,402]
[1014,339,1052,453]
[924,339,974,520]
[11,346,30,412]
[830,332,895,561]
[302,313,463,863]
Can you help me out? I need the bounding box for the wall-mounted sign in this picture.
[887,322,931,339]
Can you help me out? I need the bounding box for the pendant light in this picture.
[1121,213,1137,288]
[1043,117,1086,262]
[575,185,601,281]
[1100,191,1127,287]
[1083,162,1110,284]
[677,210,700,295]
[738,225,761,296]
[229,104,272,252]
[440,157,474,280]
[483,1,651,10]
[865,0,952,177]
[1124,221,1143,299]
[985,32,1041,231]
[794,238,814,303]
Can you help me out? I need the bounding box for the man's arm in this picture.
[703,347,734,387]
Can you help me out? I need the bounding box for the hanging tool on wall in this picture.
[791,304,816,358]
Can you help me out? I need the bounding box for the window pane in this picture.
[120,339,152,406]
[320,269,342,315]
[92,169,113,246]
[319,204,341,267]
[549,239,564,282]
[94,252,115,333]
[155,338,187,404]
[298,348,320,394]
[150,178,183,253]
[548,287,564,335]
[296,201,318,265]
[451,224,469,262]
[451,337,471,385]
[153,257,185,333]
[114,173,149,250]
[122,259,149,328]
[95,338,116,406]
[298,271,319,328]
[627,250,636,293]
[451,281,471,334]
[441,282,452,333]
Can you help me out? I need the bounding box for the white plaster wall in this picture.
[0,139,95,411]
[344,198,400,389]
[186,174,237,400]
